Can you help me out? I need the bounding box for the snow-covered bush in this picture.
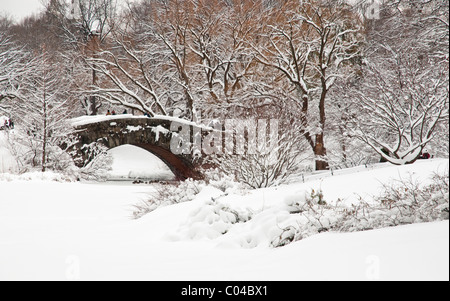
[173,196,253,241]
[42,145,77,173]
[275,171,449,247]
[0,126,76,176]
[78,141,109,168]
[77,149,113,182]
[203,168,249,195]
[167,170,449,248]
[206,127,310,189]
[0,127,113,181]
[132,179,205,219]
[132,169,250,219]
[372,172,449,223]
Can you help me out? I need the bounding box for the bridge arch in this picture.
[70,116,203,180]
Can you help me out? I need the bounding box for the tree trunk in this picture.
[90,35,100,115]
[314,133,328,170]
[89,94,99,115]
[42,95,47,172]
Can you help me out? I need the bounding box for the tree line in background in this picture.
[0,0,448,186]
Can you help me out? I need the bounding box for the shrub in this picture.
[131,179,204,219]
[272,171,449,247]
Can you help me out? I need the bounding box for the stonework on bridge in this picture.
[71,116,205,180]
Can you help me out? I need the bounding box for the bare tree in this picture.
[348,0,449,164]
[85,37,172,116]
[186,0,260,115]
[350,58,448,164]
[48,0,118,115]
[148,0,200,121]
[0,33,27,104]
[14,51,73,171]
[250,0,363,170]
[84,0,207,118]
[210,118,311,188]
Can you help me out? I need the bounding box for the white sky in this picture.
[0,0,45,22]
[0,0,135,23]
[0,0,377,23]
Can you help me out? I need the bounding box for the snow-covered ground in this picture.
[0,145,448,280]
[0,129,18,174]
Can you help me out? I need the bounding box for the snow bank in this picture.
[285,158,449,206]
[162,159,449,248]
[0,170,75,182]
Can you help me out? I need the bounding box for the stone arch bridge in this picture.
[70,116,206,180]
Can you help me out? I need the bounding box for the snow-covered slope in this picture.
[0,159,448,280]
